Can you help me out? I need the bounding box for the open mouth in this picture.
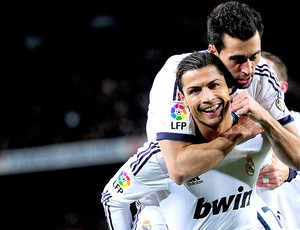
[237,78,250,85]
[203,104,220,112]
[238,79,249,85]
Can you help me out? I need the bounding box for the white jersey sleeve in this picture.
[146,52,196,142]
[101,142,170,230]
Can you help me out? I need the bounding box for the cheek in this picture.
[180,96,190,107]
[252,62,259,72]
[222,61,239,75]
[226,65,238,77]
[184,97,201,111]
[254,56,260,65]
[220,91,230,102]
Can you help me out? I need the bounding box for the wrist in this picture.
[285,168,298,182]
[213,136,236,154]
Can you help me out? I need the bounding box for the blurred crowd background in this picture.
[1,1,300,229]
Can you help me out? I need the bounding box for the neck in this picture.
[196,112,233,141]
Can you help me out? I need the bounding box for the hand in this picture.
[256,153,289,189]
[219,116,263,144]
[231,91,270,124]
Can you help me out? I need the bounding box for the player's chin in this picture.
[202,113,222,126]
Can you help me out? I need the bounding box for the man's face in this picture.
[178,65,231,130]
[212,32,261,89]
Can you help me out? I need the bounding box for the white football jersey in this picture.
[101,134,284,229]
[141,50,293,229]
[159,134,283,229]
[101,142,170,230]
[146,51,293,143]
[102,51,294,229]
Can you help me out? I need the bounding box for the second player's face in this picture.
[178,65,231,130]
[215,32,261,89]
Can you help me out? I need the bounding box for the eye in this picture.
[187,87,201,95]
[231,54,259,64]
[233,56,247,64]
[209,83,219,89]
[249,54,258,61]
[191,88,201,93]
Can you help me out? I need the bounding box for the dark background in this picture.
[1,1,300,229]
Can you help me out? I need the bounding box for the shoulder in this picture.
[152,51,203,84]
[251,57,282,93]
[255,57,275,77]
[255,57,279,82]
[164,52,195,67]
[164,50,207,66]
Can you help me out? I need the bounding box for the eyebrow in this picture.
[186,78,223,90]
[229,51,261,60]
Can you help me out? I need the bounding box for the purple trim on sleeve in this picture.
[278,115,294,126]
[285,168,298,182]
[156,132,198,143]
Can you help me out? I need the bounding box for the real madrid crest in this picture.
[141,219,152,230]
[245,155,255,176]
[275,97,285,112]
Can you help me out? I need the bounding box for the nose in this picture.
[240,59,253,76]
[202,88,215,101]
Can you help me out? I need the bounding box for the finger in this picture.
[259,165,271,174]
[262,174,269,184]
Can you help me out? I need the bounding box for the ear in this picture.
[208,44,217,54]
[178,91,187,105]
[280,81,289,93]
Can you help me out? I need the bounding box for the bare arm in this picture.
[261,121,300,170]
[232,91,300,171]
[160,116,263,184]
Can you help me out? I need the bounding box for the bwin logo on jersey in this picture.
[186,176,203,186]
[193,186,252,219]
[170,102,188,130]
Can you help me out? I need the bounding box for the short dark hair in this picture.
[207,1,264,53]
[176,52,234,93]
